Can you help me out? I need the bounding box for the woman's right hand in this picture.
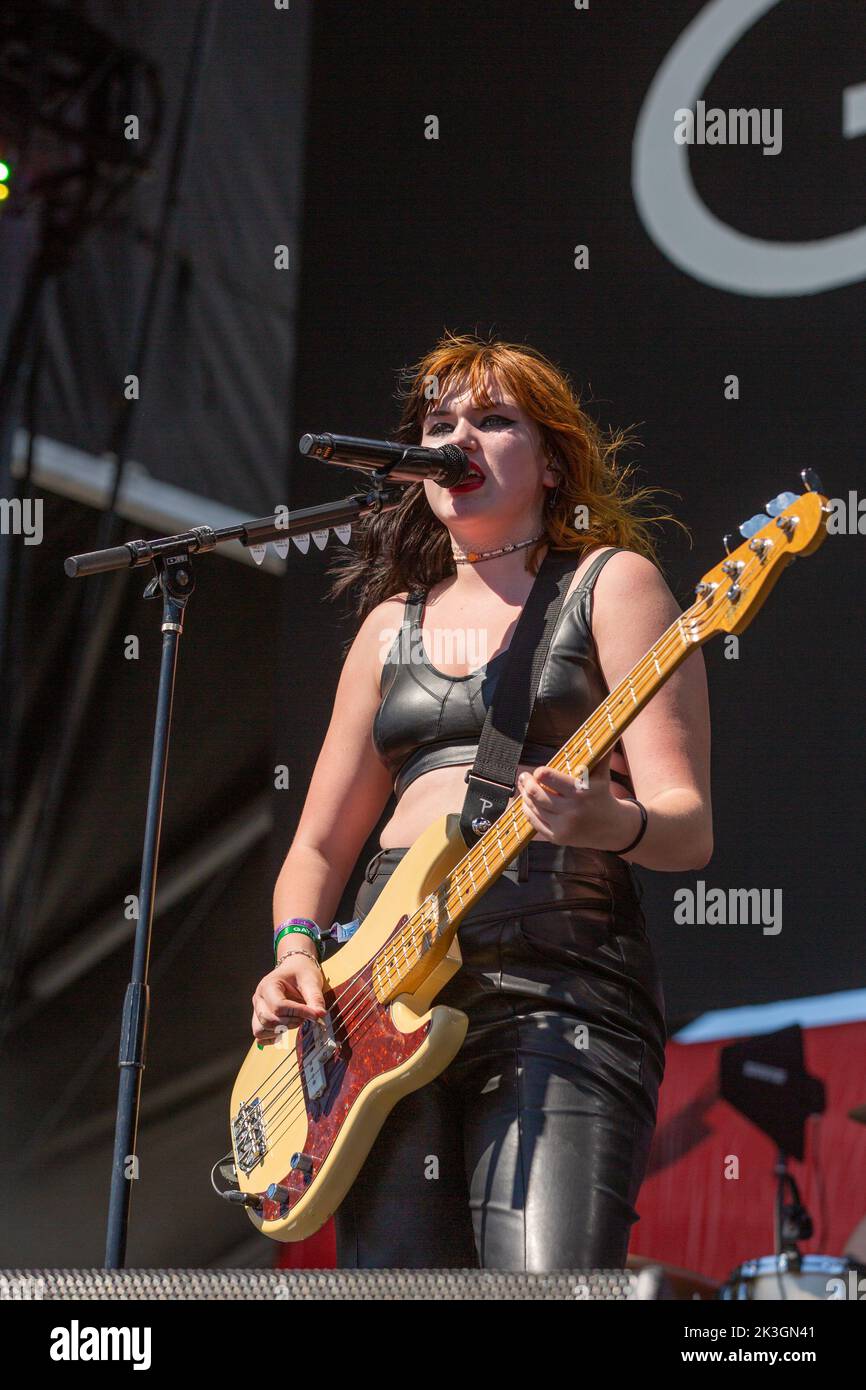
[251,952,327,1045]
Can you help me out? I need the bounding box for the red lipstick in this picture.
[448,468,485,494]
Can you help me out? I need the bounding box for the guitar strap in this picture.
[458,546,583,853]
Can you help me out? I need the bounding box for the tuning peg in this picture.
[722,533,736,555]
[738,513,771,539]
[801,467,824,494]
[765,491,798,517]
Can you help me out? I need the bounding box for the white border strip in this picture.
[672,989,866,1043]
[11,430,287,574]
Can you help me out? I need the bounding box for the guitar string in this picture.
[242,580,735,1151]
[245,576,737,1157]
[244,601,705,1124]
[244,572,743,1155]
[250,603,714,1153]
[252,588,773,1169]
[244,550,768,1156]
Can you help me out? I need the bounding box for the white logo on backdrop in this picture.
[632,0,866,296]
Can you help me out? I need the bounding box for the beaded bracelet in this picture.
[276,948,322,971]
[273,920,324,963]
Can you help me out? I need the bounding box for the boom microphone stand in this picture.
[64,475,408,1270]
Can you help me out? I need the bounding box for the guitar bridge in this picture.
[232,1096,267,1175]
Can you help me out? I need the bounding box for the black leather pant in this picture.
[332,840,667,1271]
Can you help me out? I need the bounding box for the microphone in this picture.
[299,433,471,487]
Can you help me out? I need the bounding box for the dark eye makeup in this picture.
[426,414,514,434]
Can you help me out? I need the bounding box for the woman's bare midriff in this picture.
[378,756,631,848]
[376,547,631,849]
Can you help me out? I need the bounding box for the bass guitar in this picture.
[221,478,829,1240]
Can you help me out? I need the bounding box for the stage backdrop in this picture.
[0,0,313,1270]
[0,0,863,1273]
[13,0,311,515]
[280,0,866,1026]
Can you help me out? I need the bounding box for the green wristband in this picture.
[273,923,323,963]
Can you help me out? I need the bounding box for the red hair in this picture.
[327,330,681,620]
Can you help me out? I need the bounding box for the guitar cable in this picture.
[211,1152,262,1206]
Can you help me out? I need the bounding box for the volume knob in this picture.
[290,1151,314,1174]
[266,1183,290,1204]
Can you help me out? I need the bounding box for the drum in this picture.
[720,1253,866,1300]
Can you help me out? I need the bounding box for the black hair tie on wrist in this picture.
[612,798,648,855]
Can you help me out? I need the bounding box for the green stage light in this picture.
[0,162,9,182]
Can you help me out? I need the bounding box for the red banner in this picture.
[277,1020,866,1280]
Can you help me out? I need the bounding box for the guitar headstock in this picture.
[691,470,830,638]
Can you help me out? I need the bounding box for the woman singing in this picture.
[252,331,712,1270]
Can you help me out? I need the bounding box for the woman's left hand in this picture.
[516,763,639,852]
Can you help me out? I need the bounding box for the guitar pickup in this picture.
[300,1012,340,1100]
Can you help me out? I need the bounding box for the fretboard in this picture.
[373,598,706,998]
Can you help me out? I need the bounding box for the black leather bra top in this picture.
[372,547,633,802]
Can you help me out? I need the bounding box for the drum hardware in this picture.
[718,1025,833,1299]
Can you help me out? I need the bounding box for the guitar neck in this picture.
[452,599,705,902]
[377,597,709,993]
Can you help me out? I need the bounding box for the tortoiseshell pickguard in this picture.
[257,951,430,1219]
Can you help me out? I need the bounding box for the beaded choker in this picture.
[452,531,544,565]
